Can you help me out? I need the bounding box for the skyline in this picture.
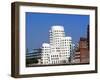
[26,12,89,51]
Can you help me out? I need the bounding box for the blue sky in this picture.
[26,12,89,51]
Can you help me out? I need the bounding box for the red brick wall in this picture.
[80,48,89,63]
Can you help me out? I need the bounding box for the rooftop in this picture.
[42,43,50,47]
[51,25,64,31]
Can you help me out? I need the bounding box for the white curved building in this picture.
[41,43,50,64]
[41,25,72,64]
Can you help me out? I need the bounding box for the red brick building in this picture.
[73,25,89,64]
[79,37,89,63]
